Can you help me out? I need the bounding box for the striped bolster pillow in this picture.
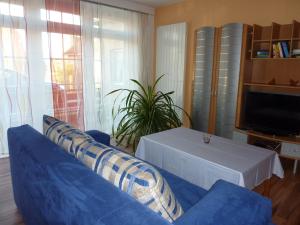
[43,115,184,222]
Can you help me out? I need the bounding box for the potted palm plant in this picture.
[108,75,191,152]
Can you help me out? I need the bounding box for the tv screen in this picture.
[244,91,300,136]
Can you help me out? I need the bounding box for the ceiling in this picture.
[130,0,183,7]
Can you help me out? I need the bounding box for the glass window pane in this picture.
[2,28,12,57]
[14,29,27,58]
[10,3,24,17]
[93,37,101,60]
[42,32,50,58]
[50,33,63,58]
[49,10,62,23]
[51,59,64,84]
[0,2,23,17]
[63,34,81,59]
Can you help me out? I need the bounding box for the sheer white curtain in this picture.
[81,1,153,133]
[0,0,153,156]
[0,0,53,157]
[156,22,187,119]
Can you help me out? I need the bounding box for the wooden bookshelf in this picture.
[251,20,300,59]
[235,21,300,128]
[241,21,300,90]
[235,22,300,175]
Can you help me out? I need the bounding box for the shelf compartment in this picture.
[271,40,291,58]
[252,42,271,58]
[291,40,300,54]
[253,24,272,41]
[292,20,300,39]
[247,130,300,146]
[272,23,293,40]
[249,59,300,87]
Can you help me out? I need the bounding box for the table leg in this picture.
[263,179,271,197]
[293,160,298,175]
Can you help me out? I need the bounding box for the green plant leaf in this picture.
[108,74,192,152]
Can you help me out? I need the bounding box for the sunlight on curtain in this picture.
[44,0,84,130]
[0,0,153,156]
[0,0,53,157]
[156,22,187,119]
[81,2,153,133]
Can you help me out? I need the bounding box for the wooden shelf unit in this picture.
[235,21,300,134]
[235,22,300,174]
[239,21,300,91]
[251,20,300,59]
[247,130,300,146]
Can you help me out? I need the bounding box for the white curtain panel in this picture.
[0,0,153,156]
[156,22,187,119]
[81,1,154,133]
[0,0,53,157]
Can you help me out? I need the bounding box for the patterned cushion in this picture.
[76,141,184,222]
[42,115,184,222]
[43,115,93,155]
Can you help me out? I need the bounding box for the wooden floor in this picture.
[0,158,23,225]
[253,158,300,225]
[0,157,299,225]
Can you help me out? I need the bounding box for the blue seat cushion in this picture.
[158,169,207,211]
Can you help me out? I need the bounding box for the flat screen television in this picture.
[243,91,300,136]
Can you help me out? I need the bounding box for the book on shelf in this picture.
[256,55,269,59]
[273,44,280,58]
[272,41,290,58]
[278,42,284,58]
[281,42,289,57]
[292,49,300,58]
[256,50,269,58]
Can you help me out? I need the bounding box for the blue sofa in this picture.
[8,125,273,225]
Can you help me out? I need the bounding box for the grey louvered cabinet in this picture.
[215,23,243,139]
[192,23,243,139]
[191,27,215,132]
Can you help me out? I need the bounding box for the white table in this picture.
[136,128,284,190]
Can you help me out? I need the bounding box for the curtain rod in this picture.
[80,0,151,15]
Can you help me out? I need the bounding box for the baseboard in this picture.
[0,154,9,159]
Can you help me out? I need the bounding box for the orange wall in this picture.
[155,0,300,125]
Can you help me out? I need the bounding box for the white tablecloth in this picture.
[135,128,284,190]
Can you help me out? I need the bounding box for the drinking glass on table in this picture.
[203,133,211,144]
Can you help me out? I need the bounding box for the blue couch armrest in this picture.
[85,130,110,146]
[174,180,273,225]
[85,130,127,153]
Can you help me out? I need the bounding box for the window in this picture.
[44,0,84,129]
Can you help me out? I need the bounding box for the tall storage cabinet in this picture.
[215,23,243,139]
[192,23,244,139]
[191,27,215,132]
